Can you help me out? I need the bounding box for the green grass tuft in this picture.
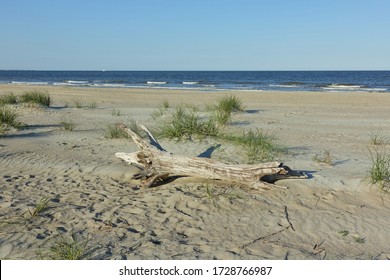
[367,148,390,192]
[111,108,121,116]
[222,129,282,163]
[105,124,130,139]
[157,106,218,140]
[20,90,51,106]
[369,129,386,146]
[211,95,245,126]
[60,118,76,131]
[49,234,95,260]
[217,94,244,113]
[0,107,22,131]
[313,150,333,166]
[0,93,18,105]
[27,198,49,218]
[88,101,97,109]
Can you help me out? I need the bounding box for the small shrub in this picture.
[0,93,18,105]
[0,107,22,130]
[20,90,51,106]
[105,124,130,139]
[367,148,390,192]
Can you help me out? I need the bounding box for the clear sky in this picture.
[1,0,389,70]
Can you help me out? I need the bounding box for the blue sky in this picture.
[1,0,389,70]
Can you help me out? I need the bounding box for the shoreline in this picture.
[1,85,390,259]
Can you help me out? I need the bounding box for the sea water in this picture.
[0,71,389,92]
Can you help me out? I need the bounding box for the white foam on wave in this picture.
[11,81,49,85]
[182,81,199,85]
[91,83,132,88]
[270,84,300,88]
[324,84,363,89]
[66,80,89,84]
[147,81,167,85]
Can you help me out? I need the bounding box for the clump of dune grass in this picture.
[49,234,95,260]
[354,236,366,244]
[88,101,97,109]
[27,198,49,218]
[20,90,51,106]
[222,129,282,163]
[0,93,18,105]
[105,124,130,139]
[211,95,245,126]
[367,148,390,192]
[313,150,333,166]
[111,108,121,116]
[157,105,218,140]
[151,100,171,120]
[217,94,244,113]
[162,99,170,109]
[0,107,22,131]
[369,129,387,146]
[73,100,82,108]
[60,118,76,131]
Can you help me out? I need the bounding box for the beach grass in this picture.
[27,198,49,218]
[217,94,245,113]
[111,108,121,116]
[49,234,95,260]
[313,150,333,166]
[222,129,282,163]
[60,118,76,131]
[88,101,97,109]
[0,93,18,105]
[209,94,245,126]
[73,100,82,108]
[367,148,390,192]
[20,90,51,106]
[105,124,131,139]
[369,129,386,146]
[157,105,218,140]
[0,107,22,130]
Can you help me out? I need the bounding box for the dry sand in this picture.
[0,85,390,260]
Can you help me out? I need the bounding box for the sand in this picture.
[1,84,390,260]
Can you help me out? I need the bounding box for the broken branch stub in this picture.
[115,123,305,190]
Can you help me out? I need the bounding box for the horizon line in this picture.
[1,69,389,72]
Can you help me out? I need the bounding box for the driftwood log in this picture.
[115,123,306,190]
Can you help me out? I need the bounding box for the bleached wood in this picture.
[115,123,305,189]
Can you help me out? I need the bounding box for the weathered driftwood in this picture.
[115,123,306,190]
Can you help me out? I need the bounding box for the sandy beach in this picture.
[1,84,390,260]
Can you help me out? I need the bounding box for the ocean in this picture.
[0,70,389,92]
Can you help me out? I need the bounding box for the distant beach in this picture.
[1,84,390,260]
